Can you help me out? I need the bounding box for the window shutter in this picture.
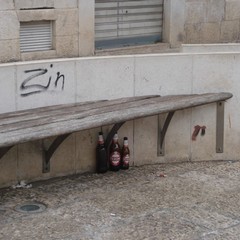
[95,0,163,48]
[20,21,52,52]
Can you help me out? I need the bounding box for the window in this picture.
[20,21,53,52]
[95,0,163,49]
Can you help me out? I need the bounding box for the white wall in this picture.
[0,51,239,187]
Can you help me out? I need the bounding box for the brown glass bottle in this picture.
[109,133,121,171]
[96,132,108,173]
[121,137,130,170]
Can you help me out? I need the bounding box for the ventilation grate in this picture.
[20,21,52,52]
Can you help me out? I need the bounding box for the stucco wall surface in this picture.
[0,52,239,187]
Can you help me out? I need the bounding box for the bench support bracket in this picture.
[42,121,126,173]
[158,111,175,156]
[0,146,14,159]
[43,133,71,173]
[216,101,225,153]
[105,122,126,150]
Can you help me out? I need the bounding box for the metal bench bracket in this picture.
[0,146,14,159]
[43,133,71,173]
[216,101,225,153]
[105,122,126,150]
[158,111,175,156]
[42,121,126,173]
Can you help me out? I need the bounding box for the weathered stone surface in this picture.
[48,135,76,178]
[17,141,43,181]
[75,129,99,174]
[0,11,19,40]
[21,50,57,62]
[0,39,20,62]
[55,9,78,36]
[206,0,225,22]
[1,0,239,62]
[181,43,240,53]
[168,0,186,47]
[0,65,16,113]
[134,116,159,165]
[184,0,240,44]
[185,21,221,44]
[0,0,14,10]
[185,23,203,43]
[0,147,17,187]
[17,9,56,22]
[185,1,207,24]
[201,22,221,43]
[55,35,79,57]
[225,0,240,20]
[54,0,77,9]
[78,0,94,56]
[220,20,240,42]
[14,0,54,9]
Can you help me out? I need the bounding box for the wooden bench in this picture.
[0,92,232,172]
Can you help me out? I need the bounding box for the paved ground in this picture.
[1,160,240,240]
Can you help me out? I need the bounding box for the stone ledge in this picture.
[94,43,177,56]
[14,0,54,10]
[21,50,57,61]
[17,9,57,22]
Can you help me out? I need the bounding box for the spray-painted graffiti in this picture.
[20,64,65,97]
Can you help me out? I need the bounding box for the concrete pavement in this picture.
[1,160,240,239]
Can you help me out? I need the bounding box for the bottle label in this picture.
[110,151,121,166]
[123,154,130,166]
[98,135,104,145]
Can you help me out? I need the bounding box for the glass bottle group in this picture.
[96,132,130,173]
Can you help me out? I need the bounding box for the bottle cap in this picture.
[124,137,128,140]
[99,132,103,135]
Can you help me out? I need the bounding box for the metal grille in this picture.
[20,21,52,52]
[95,0,163,48]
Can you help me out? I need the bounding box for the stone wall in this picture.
[0,0,88,63]
[181,43,240,53]
[0,52,239,188]
[1,0,240,63]
[184,0,240,44]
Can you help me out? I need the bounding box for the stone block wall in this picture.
[0,0,81,63]
[185,0,240,44]
[0,2,20,63]
[1,0,240,60]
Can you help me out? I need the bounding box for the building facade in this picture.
[1,0,240,63]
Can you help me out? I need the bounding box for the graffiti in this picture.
[20,64,65,97]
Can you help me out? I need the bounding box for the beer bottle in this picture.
[121,137,130,170]
[96,132,108,173]
[109,133,121,171]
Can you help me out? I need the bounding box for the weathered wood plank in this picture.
[0,95,159,125]
[0,93,232,134]
[0,94,199,133]
[0,92,232,147]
